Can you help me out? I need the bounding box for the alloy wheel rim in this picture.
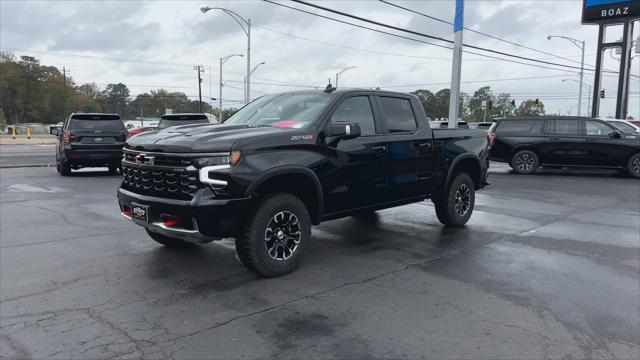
[454,184,471,217]
[515,153,535,172]
[264,211,301,261]
[633,158,640,174]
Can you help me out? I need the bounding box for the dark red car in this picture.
[127,126,157,138]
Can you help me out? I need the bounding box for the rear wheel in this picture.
[434,173,475,227]
[146,229,193,248]
[58,160,71,176]
[235,193,311,277]
[627,153,640,178]
[511,150,539,175]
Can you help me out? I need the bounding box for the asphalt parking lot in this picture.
[1,164,639,359]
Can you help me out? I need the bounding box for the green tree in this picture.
[516,99,545,116]
[101,83,130,116]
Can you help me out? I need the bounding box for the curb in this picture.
[0,164,56,169]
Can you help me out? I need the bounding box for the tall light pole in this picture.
[448,0,464,128]
[201,6,251,104]
[219,54,243,121]
[562,78,592,117]
[244,62,265,102]
[548,35,585,117]
[335,66,356,88]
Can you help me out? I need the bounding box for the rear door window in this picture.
[551,119,580,135]
[68,115,125,130]
[378,97,418,133]
[496,120,544,134]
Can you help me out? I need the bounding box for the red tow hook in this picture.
[121,206,132,218]
[160,214,180,227]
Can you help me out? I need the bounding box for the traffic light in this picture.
[600,90,605,99]
[488,101,493,110]
[511,100,516,106]
[535,98,539,105]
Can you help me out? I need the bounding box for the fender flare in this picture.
[245,166,324,224]
[439,153,482,195]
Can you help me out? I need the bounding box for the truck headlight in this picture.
[197,151,240,186]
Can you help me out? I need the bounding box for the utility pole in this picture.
[63,66,68,114]
[140,96,144,127]
[194,65,204,112]
[448,0,464,128]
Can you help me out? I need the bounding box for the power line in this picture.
[254,24,452,60]
[287,0,594,73]
[262,0,579,75]
[377,0,586,67]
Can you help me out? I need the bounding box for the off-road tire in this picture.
[59,160,71,176]
[235,193,311,277]
[510,150,539,175]
[434,173,475,227]
[146,229,193,248]
[627,153,640,179]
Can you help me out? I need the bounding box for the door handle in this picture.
[417,142,432,149]
[371,145,386,153]
[549,137,560,141]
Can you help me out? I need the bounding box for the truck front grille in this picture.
[121,164,201,200]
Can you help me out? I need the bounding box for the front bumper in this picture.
[117,187,252,243]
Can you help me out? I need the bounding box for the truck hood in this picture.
[126,123,294,153]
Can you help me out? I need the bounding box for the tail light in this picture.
[63,130,73,143]
[487,131,496,147]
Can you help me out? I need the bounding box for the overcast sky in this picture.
[2,0,639,118]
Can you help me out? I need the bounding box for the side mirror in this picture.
[609,131,621,139]
[50,127,59,136]
[330,123,361,140]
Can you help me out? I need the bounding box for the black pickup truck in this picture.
[118,89,490,277]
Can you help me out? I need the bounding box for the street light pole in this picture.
[244,62,265,102]
[200,6,251,104]
[562,78,592,117]
[219,54,243,122]
[548,35,585,116]
[335,66,356,88]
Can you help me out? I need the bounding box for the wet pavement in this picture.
[0,145,55,168]
[1,166,639,359]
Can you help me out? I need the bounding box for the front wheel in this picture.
[511,150,539,175]
[434,173,475,227]
[627,153,640,178]
[235,193,311,277]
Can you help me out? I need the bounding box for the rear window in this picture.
[68,115,125,130]
[158,115,208,130]
[550,119,580,135]
[496,119,544,134]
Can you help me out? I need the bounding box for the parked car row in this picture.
[487,116,640,178]
[51,112,218,175]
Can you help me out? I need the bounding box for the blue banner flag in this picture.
[454,0,464,32]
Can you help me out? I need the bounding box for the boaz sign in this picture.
[583,0,640,24]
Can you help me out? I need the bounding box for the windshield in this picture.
[158,115,208,130]
[224,93,333,128]
[608,121,637,133]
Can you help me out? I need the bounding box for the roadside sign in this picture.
[481,100,487,110]
[582,0,640,24]
[166,109,173,114]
